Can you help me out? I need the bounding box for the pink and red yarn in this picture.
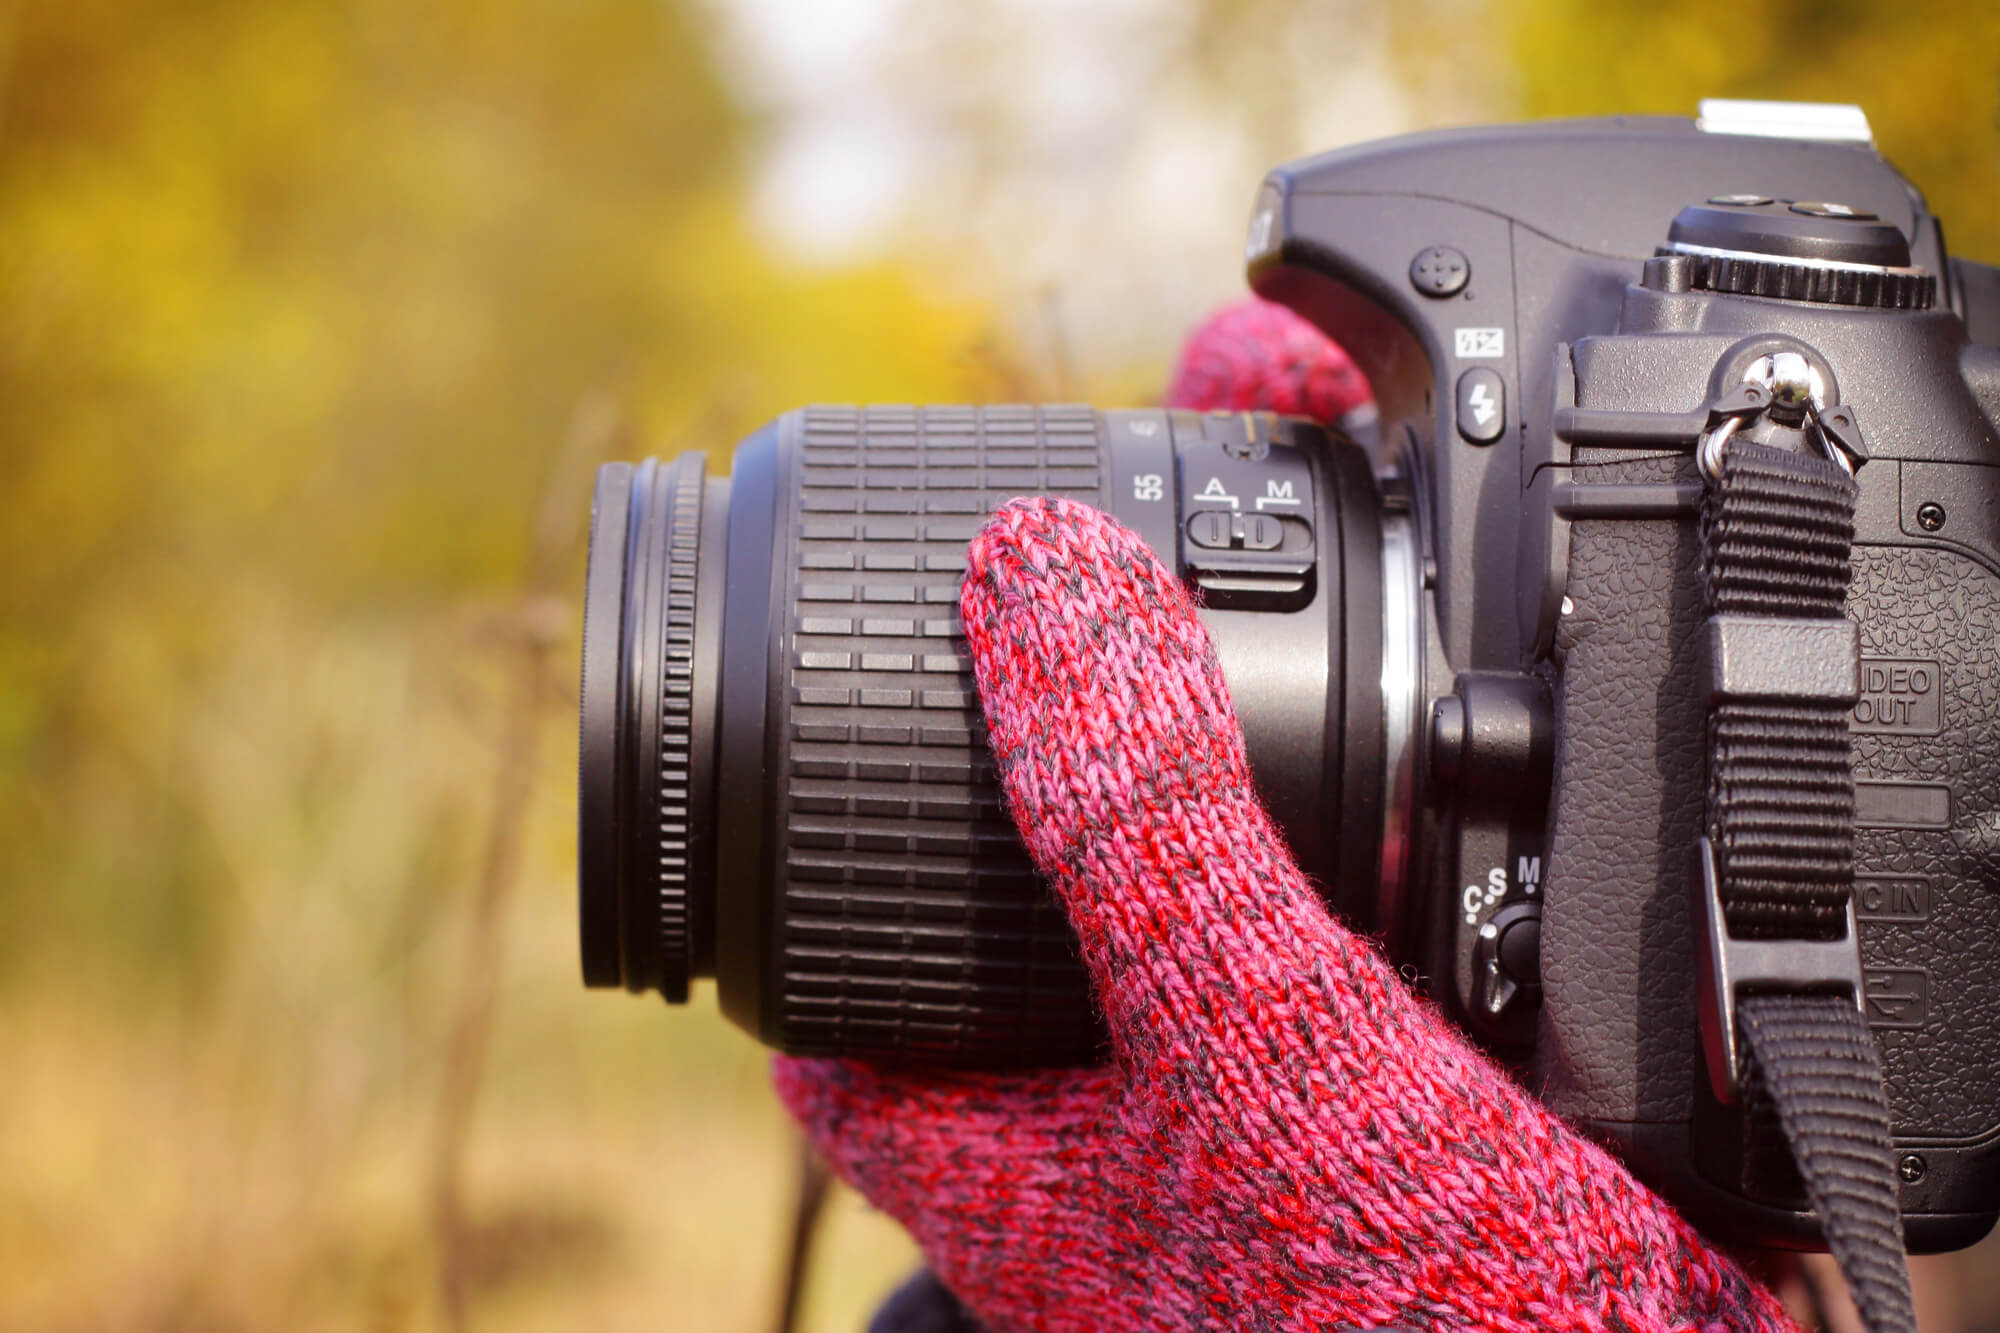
[775,298,1795,1330]
[1164,297,1373,421]
[775,498,1797,1331]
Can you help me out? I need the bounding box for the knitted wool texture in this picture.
[1163,296,1373,421]
[774,496,1801,1332]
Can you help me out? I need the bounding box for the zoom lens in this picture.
[580,405,1389,1065]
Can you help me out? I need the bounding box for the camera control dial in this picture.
[1662,195,1935,309]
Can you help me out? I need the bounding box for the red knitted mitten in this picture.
[1164,296,1373,421]
[775,495,1800,1332]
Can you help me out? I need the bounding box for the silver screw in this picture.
[1765,351,1815,410]
[1742,352,1826,424]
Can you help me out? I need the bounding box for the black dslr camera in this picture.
[577,102,2000,1253]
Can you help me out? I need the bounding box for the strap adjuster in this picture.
[1701,613,1859,706]
[1692,835,1865,1103]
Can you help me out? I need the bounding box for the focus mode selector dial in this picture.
[1474,900,1542,1017]
[1663,196,1935,309]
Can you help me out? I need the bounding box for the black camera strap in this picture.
[1695,437,1916,1333]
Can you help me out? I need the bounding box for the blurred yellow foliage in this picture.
[1491,0,2000,261]
[0,0,988,1327]
[7,1,2000,1330]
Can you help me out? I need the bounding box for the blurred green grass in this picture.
[6,1,2000,1330]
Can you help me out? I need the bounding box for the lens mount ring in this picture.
[1377,474,1426,929]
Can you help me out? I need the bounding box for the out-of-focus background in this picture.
[4,1,1998,1329]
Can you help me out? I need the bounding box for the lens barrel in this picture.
[580,405,1385,1065]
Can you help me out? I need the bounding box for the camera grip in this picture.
[1532,505,1709,1127]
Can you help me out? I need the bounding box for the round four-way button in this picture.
[1410,246,1470,298]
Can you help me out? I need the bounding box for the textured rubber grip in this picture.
[772,404,1112,1064]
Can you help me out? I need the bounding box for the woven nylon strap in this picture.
[1700,440,1916,1333]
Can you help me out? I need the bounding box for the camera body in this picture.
[1247,104,2000,1250]
[577,104,2000,1250]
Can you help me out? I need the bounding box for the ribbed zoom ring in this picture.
[1682,252,1935,310]
[773,404,1106,1063]
[654,454,705,1001]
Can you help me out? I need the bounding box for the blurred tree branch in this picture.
[428,390,621,1333]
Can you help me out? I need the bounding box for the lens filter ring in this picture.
[579,462,635,987]
[578,453,708,997]
[649,454,706,1001]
